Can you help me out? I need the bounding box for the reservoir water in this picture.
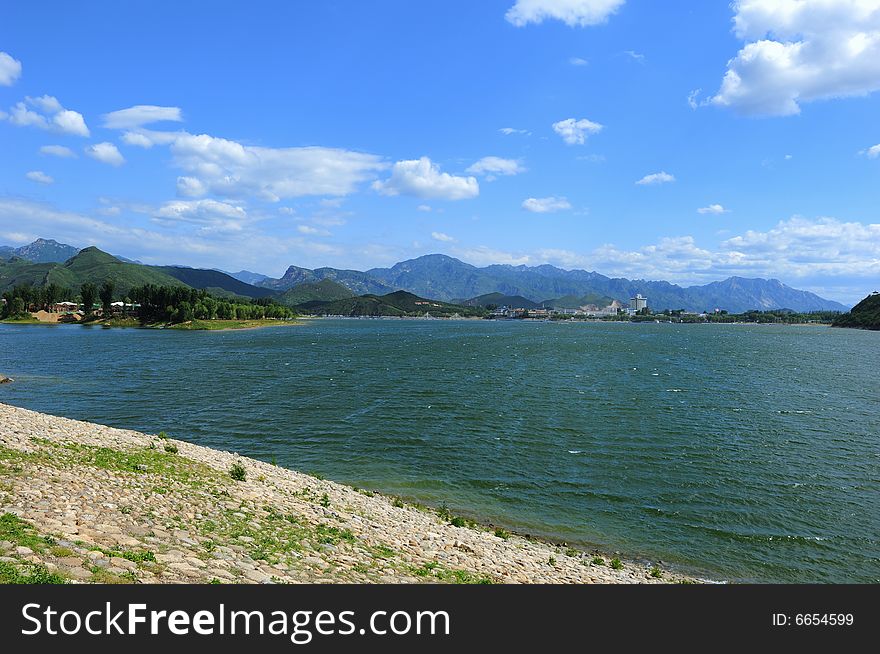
[1,320,877,582]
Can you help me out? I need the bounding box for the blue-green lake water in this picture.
[1,320,878,582]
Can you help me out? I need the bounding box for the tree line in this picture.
[2,282,295,323]
[127,284,295,323]
[1,283,75,318]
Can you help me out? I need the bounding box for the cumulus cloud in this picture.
[3,95,89,136]
[84,142,126,166]
[522,196,572,213]
[0,51,22,86]
[25,171,54,185]
[373,157,479,200]
[176,176,207,198]
[698,204,729,215]
[710,0,880,116]
[431,231,456,242]
[636,171,675,185]
[506,0,626,27]
[466,156,526,179]
[102,105,183,129]
[121,129,180,148]
[170,132,385,201]
[861,143,880,158]
[552,117,603,145]
[40,145,77,158]
[536,216,879,301]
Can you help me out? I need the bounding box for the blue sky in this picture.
[1,0,879,303]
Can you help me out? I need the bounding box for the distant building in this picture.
[630,294,648,311]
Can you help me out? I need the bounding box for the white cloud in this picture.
[450,245,532,266]
[522,196,572,213]
[506,0,626,27]
[0,52,22,86]
[569,57,589,66]
[623,50,645,62]
[431,231,456,242]
[297,225,331,236]
[278,207,296,216]
[466,156,526,179]
[687,89,702,109]
[417,204,432,212]
[552,117,603,145]
[121,129,180,148]
[3,96,89,136]
[29,95,63,114]
[636,171,675,185]
[176,176,207,198]
[7,102,48,128]
[499,127,530,135]
[698,204,730,215]
[170,132,386,201]
[25,171,54,185]
[155,199,249,233]
[710,0,880,116]
[862,143,880,158]
[102,105,183,129]
[85,142,126,166]
[52,110,90,137]
[373,157,479,200]
[40,145,77,158]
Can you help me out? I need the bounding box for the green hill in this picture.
[298,290,486,317]
[157,266,277,299]
[0,248,186,296]
[279,279,354,306]
[832,293,880,330]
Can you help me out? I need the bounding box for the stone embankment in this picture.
[0,403,700,584]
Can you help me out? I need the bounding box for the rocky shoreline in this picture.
[0,403,703,584]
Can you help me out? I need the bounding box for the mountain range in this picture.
[1,238,849,313]
[254,254,847,313]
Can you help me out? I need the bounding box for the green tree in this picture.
[99,281,115,317]
[80,283,97,316]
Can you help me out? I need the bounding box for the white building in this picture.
[630,294,648,311]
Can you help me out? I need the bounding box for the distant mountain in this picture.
[157,266,277,299]
[274,254,846,313]
[227,270,270,286]
[278,279,354,306]
[832,292,880,330]
[296,290,486,318]
[258,264,396,295]
[0,238,80,263]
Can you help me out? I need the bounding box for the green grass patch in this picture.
[0,560,67,584]
[229,463,247,482]
[409,561,493,584]
[370,544,396,559]
[650,566,663,578]
[610,558,623,570]
[315,524,356,545]
[0,513,53,552]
